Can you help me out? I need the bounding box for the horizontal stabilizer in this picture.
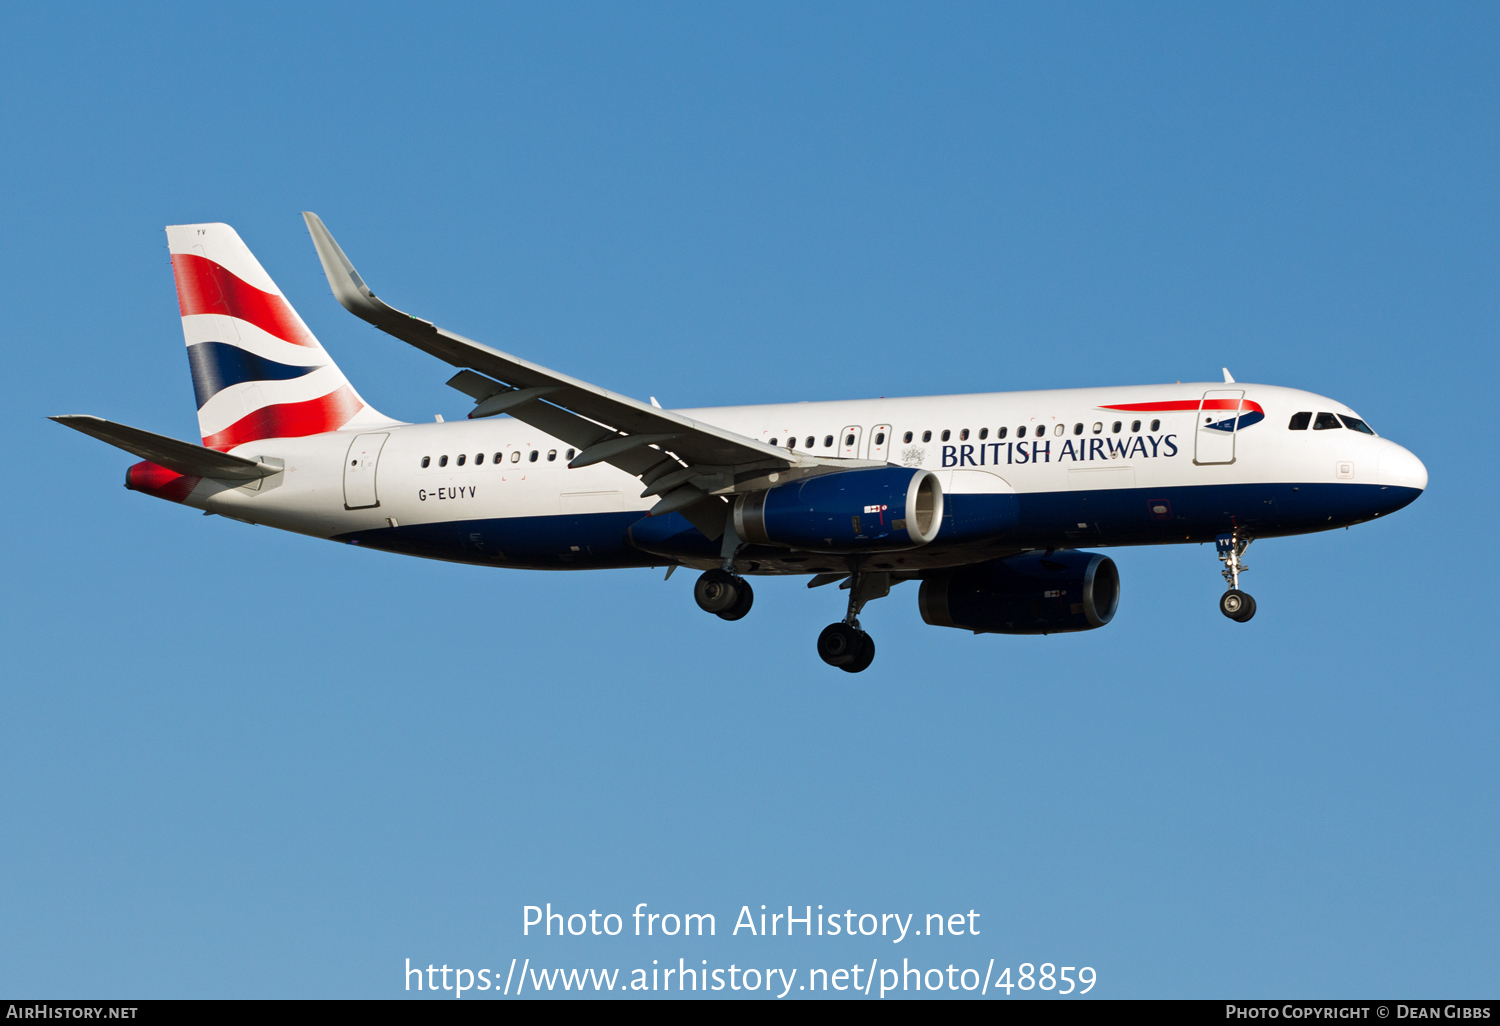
[50,415,280,481]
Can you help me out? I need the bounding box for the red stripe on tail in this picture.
[201,384,364,451]
[171,253,318,348]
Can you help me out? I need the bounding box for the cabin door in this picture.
[1194,391,1243,465]
[344,433,389,509]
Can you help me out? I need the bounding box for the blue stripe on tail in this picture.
[186,342,321,408]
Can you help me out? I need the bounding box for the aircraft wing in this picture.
[51,415,280,481]
[303,212,877,537]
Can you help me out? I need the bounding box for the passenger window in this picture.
[959,429,969,441]
[457,454,466,466]
[475,453,484,465]
[978,428,988,440]
[1131,420,1141,433]
[845,433,855,446]
[1314,412,1342,430]
[1055,424,1064,436]
[421,456,431,468]
[1339,415,1375,435]
[1288,412,1312,430]
[903,431,913,443]
[997,427,1007,439]
[769,438,778,447]
[922,431,932,442]
[824,435,834,448]
[547,449,558,461]
[940,430,950,442]
[1092,423,1102,434]
[494,452,503,464]
[875,432,885,445]
[566,448,576,460]
[1073,423,1083,435]
[439,455,448,467]
[1017,426,1027,438]
[529,450,539,462]
[1111,421,1121,433]
[1150,419,1160,431]
[510,451,521,463]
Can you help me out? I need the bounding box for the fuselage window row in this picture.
[429,416,1188,472]
[418,446,579,469]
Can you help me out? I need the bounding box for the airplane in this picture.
[53,216,1428,672]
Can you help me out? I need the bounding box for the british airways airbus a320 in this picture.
[55,217,1427,671]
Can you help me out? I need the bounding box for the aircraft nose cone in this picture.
[1377,443,1428,491]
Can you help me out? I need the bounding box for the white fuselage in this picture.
[167,381,1425,573]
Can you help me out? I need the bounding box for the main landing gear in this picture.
[693,515,756,622]
[817,622,874,673]
[694,568,754,621]
[1216,531,1256,623]
[817,569,889,673]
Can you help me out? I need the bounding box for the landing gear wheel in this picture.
[1219,589,1256,622]
[694,569,742,614]
[817,623,862,667]
[840,631,876,674]
[716,579,755,621]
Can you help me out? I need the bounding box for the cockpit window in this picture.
[1314,412,1342,430]
[1339,415,1375,435]
[1288,412,1311,430]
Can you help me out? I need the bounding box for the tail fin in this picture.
[165,222,393,451]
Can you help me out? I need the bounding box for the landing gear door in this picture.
[840,425,863,460]
[344,432,389,509]
[1194,390,1243,465]
[868,424,892,462]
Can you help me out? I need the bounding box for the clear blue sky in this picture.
[1,2,1495,999]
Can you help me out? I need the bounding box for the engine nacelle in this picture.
[918,550,1119,635]
[733,467,943,553]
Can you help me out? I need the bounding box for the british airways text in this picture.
[941,434,1179,468]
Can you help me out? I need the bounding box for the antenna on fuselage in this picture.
[1222,368,1236,383]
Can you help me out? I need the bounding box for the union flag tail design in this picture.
[165,222,393,451]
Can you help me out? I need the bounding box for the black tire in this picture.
[694,569,741,614]
[717,579,755,621]
[1232,592,1256,622]
[1220,589,1255,622]
[817,622,861,666]
[840,631,876,673]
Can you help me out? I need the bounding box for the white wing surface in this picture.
[302,212,877,538]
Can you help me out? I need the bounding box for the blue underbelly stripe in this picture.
[330,483,1422,569]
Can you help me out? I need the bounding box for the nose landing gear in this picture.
[817,568,889,673]
[1216,531,1256,622]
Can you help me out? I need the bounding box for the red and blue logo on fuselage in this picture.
[1100,399,1265,432]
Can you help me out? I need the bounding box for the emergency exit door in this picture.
[344,433,389,509]
[839,425,863,460]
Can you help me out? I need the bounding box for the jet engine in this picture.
[733,467,942,553]
[918,550,1119,634]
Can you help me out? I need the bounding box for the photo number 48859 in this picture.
[994,964,1096,995]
